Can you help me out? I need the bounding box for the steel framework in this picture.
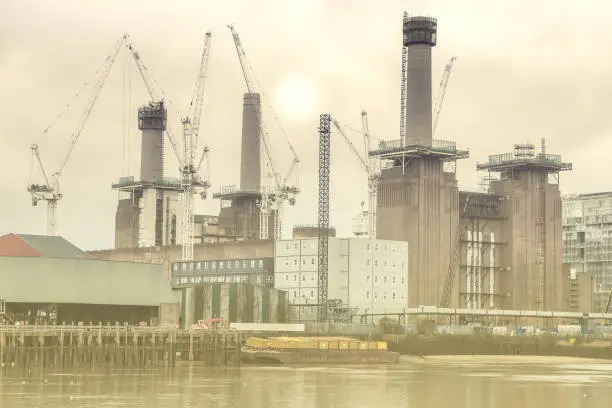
[318,114,331,322]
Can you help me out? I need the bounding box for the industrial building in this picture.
[372,14,572,312]
[170,257,274,288]
[563,192,612,312]
[274,238,409,322]
[112,101,186,249]
[0,233,177,325]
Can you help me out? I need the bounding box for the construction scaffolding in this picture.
[458,192,509,309]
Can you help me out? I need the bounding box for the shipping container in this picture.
[189,283,289,324]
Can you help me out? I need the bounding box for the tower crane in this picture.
[332,116,380,239]
[432,56,457,137]
[28,34,128,236]
[180,31,213,261]
[227,25,300,240]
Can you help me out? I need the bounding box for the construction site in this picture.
[20,13,612,329]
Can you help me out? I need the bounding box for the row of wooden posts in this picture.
[0,326,242,373]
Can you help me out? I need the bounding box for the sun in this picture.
[275,75,317,120]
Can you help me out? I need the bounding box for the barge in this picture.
[241,336,400,365]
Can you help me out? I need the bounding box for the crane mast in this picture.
[332,117,380,239]
[181,31,213,262]
[432,56,457,136]
[227,25,300,240]
[28,34,127,236]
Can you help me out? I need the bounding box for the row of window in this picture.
[174,274,274,285]
[279,258,406,269]
[173,259,265,272]
[280,241,406,253]
[365,291,404,300]
[365,259,405,268]
[366,275,405,284]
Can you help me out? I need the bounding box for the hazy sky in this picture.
[1,0,611,250]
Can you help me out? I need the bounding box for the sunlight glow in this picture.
[275,75,317,120]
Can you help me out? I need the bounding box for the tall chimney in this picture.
[403,15,437,146]
[240,93,262,191]
[138,100,166,182]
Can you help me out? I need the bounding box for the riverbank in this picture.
[389,334,612,360]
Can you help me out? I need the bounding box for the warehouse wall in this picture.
[186,283,288,325]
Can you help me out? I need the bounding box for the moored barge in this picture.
[241,336,400,365]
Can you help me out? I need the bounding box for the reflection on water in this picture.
[1,356,611,407]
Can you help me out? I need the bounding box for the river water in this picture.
[1,356,611,407]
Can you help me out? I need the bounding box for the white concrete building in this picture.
[274,238,409,320]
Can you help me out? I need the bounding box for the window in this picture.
[367,244,371,250]
[211,261,217,269]
[204,262,209,269]
[293,259,298,265]
[189,262,194,270]
[257,276,262,284]
[219,261,224,269]
[401,277,405,284]
[250,260,256,268]
[392,262,396,268]
[401,262,405,269]
[266,275,274,284]
[311,258,315,265]
[293,291,297,298]
[302,258,306,265]
[285,274,289,281]
[384,261,388,267]
[374,260,378,266]
[302,275,306,281]
[310,275,315,281]
[374,292,378,299]
[375,244,379,250]
[366,291,370,299]
[258,260,264,267]
[241,275,249,283]
[366,275,370,281]
[383,276,387,283]
[293,275,297,281]
[310,290,314,298]
[366,259,370,266]
[392,276,396,284]
[392,292,396,300]
[383,293,387,300]
[285,260,289,266]
[196,277,202,283]
[242,260,247,268]
[173,264,178,271]
[374,276,378,283]
[182,263,187,271]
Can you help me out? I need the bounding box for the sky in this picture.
[1,0,612,250]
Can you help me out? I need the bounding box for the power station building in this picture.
[112,101,185,249]
[373,14,572,311]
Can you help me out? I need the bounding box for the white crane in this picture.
[432,56,457,137]
[28,34,128,236]
[332,112,380,239]
[227,25,300,240]
[180,31,213,261]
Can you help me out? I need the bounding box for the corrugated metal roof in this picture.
[0,257,175,306]
[14,234,90,259]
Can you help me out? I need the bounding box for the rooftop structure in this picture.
[477,142,572,174]
[0,233,89,259]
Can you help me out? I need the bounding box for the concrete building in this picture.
[477,142,571,311]
[274,238,408,321]
[213,93,278,240]
[373,13,572,312]
[373,15,468,308]
[112,101,186,249]
[563,192,612,312]
[87,240,274,280]
[170,257,274,288]
[0,233,177,325]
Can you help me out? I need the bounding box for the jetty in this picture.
[0,325,242,373]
